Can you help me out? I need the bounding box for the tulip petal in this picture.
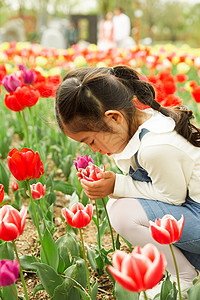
[113,250,127,271]
[0,221,19,241]
[19,206,27,234]
[149,221,171,244]
[71,202,84,214]
[107,265,139,292]
[84,204,93,219]
[62,208,74,227]
[177,215,185,240]
[144,252,166,289]
[72,210,90,228]
[122,254,149,290]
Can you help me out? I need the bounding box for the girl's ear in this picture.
[104,110,124,124]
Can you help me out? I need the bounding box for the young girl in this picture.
[55,65,200,299]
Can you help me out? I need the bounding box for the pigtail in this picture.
[113,65,200,147]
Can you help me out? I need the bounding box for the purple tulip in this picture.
[0,259,20,287]
[18,64,26,71]
[22,69,36,85]
[74,154,94,170]
[2,74,21,93]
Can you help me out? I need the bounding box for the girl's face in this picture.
[63,110,130,155]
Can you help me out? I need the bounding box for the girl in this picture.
[55,65,200,299]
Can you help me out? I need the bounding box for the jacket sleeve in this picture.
[112,144,194,205]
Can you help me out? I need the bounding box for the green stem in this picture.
[95,199,101,250]
[101,198,115,251]
[11,285,19,300]
[40,197,47,229]
[26,181,49,265]
[143,291,148,300]
[169,244,182,300]
[21,110,30,148]
[79,228,91,297]
[28,107,39,151]
[12,241,29,300]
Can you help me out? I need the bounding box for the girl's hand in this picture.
[80,171,116,200]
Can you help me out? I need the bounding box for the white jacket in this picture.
[112,110,200,205]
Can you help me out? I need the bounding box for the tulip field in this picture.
[1,41,200,300]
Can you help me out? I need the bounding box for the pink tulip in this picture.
[0,205,27,241]
[2,74,21,93]
[107,243,166,293]
[62,202,93,228]
[26,182,46,200]
[0,259,19,287]
[149,214,185,244]
[74,154,93,171]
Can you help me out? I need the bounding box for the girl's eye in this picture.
[90,140,94,146]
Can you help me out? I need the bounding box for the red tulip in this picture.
[14,86,40,107]
[26,182,46,199]
[0,205,27,241]
[149,214,185,244]
[0,184,4,203]
[175,73,188,83]
[107,243,166,293]
[62,202,93,228]
[7,148,44,181]
[0,64,7,83]
[12,181,19,192]
[191,86,200,103]
[77,162,105,182]
[4,93,25,112]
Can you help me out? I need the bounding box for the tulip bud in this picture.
[12,180,19,192]
[26,182,46,200]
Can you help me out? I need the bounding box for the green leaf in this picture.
[74,286,90,300]
[0,241,14,260]
[68,192,79,209]
[116,234,121,250]
[40,228,59,271]
[91,280,98,300]
[115,282,139,300]
[20,254,40,271]
[28,200,43,227]
[33,283,44,296]
[52,258,87,300]
[1,284,18,300]
[187,282,200,300]
[53,180,75,195]
[160,271,177,300]
[0,161,10,194]
[56,235,71,274]
[32,262,63,297]
[87,246,98,273]
[58,233,79,258]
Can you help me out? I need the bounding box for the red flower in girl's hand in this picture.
[77,162,105,182]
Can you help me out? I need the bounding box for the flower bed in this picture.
[0,42,200,299]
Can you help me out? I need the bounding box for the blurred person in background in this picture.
[65,21,78,48]
[113,7,131,48]
[98,12,114,50]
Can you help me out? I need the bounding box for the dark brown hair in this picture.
[55,65,200,147]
